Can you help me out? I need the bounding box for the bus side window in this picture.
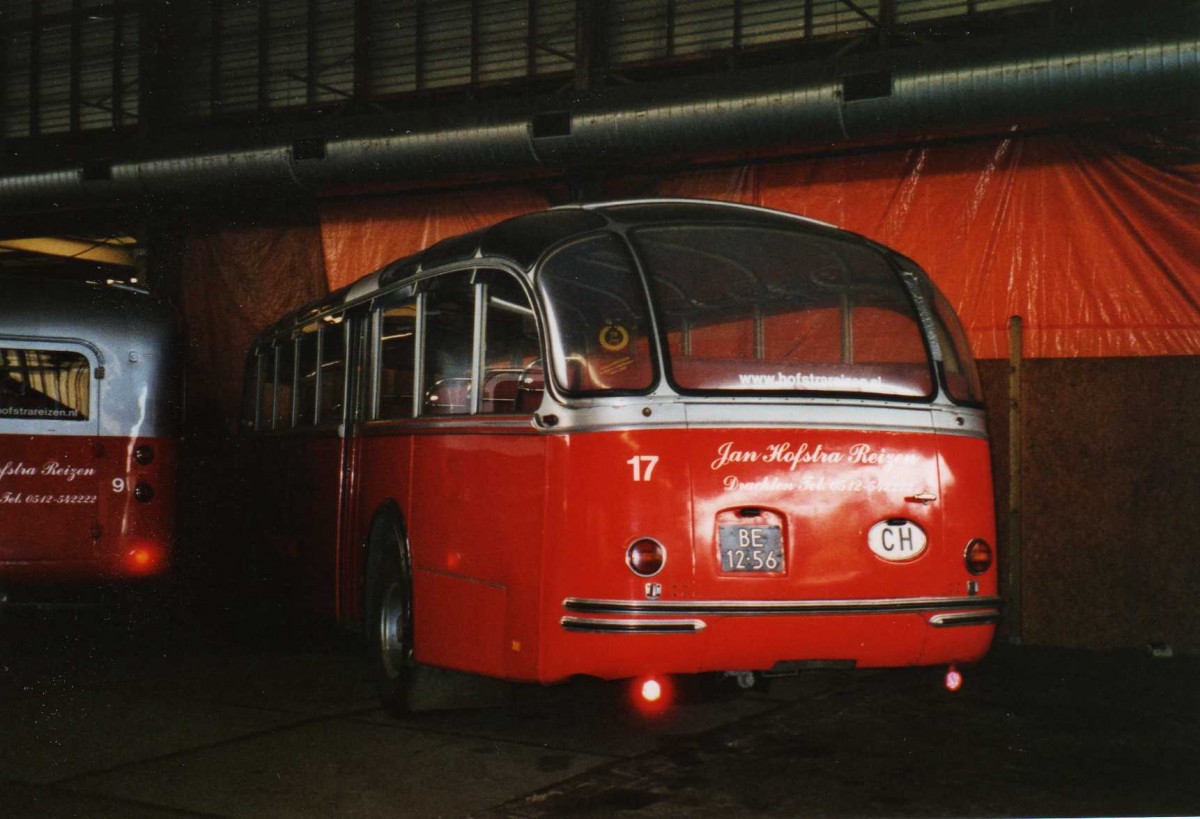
[241,350,260,432]
[276,338,296,429]
[929,287,984,404]
[258,346,276,431]
[421,273,474,416]
[318,317,346,424]
[481,274,541,415]
[377,302,417,420]
[296,324,319,427]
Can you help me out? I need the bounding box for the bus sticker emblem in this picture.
[598,321,630,352]
[645,582,662,599]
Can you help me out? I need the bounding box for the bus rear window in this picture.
[538,234,655,395]
[632,226,934,399]
[0,347,91,421]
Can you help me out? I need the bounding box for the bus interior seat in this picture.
[482,368,522,413]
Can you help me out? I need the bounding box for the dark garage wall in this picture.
[982,356,1200,652]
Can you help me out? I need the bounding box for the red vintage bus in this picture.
[243,199,998,711]
[0,277,179,600]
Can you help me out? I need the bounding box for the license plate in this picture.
[718,524,784,573]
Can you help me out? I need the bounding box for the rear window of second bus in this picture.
[0,347,91,421]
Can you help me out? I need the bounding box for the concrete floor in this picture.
[1,598,1196,818]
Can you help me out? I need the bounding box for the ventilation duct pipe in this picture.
[1,20,1196,213]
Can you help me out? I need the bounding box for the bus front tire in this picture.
[369,544,413,715]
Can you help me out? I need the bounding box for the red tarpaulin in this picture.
[319,130,1200,360]
[320,186,551,292]
[180,221,328,432]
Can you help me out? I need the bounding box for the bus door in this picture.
[0,341,102,565]
[287,315,352,619]
[335,307,371,624]
[405,269,547,678]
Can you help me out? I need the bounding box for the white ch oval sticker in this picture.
[868,519,928,562]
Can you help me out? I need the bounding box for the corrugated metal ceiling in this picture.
[0,0,1050,140]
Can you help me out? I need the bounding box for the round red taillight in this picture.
[134,444,155,465]
[124,544,165,575]
[133,482,154,503]
[627,538,665,577]
[965,539,993,575]
[631,675,672,716]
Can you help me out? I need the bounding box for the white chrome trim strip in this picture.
[563,595,1002,617]
[928,610,1002,628]
[560,616,707,634]
[533,401,988,439]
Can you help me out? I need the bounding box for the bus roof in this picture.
[279,199,854,335]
